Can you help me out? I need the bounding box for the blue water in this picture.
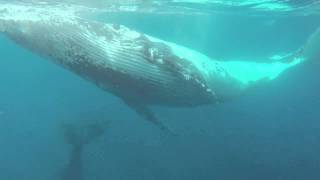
[1,1,320,180]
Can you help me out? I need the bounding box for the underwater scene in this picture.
[0,0,320,180]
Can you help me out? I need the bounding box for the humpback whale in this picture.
[0,3,319,130]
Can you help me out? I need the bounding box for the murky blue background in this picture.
[0,1,320,179]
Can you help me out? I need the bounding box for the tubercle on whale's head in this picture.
[0,17,37,42]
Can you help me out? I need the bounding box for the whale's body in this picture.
[0,3,318,130]
[0,3,218,106]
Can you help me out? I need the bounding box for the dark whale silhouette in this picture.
[0,3,319,131]
[61,120,109,180]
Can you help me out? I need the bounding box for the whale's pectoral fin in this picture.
[124,100,176,135]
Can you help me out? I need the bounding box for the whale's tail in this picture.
[60,119,110,180]
[62,119,110,147]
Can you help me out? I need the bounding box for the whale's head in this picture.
[0,3,83,57]
[0,19,34,45]
[0,2,83,38]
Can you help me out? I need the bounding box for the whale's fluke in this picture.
[61,119,110,180]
